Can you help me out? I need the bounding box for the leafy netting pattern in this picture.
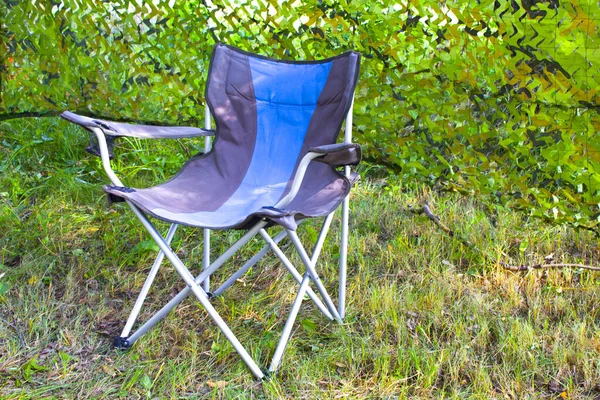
[1,0,598,229]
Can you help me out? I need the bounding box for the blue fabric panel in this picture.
[248,57,333,106]
[238,57,332,191]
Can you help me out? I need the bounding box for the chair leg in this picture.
[313,213,335,263]
[339,194,350,319]
[117,223,178,344]
[203,103,212,293]
[126,219,266,346]
[287,230,342,323]
[126,203,265,379]
[203,227,210,292]
[268,272,311,372]
[181,263,265,379]
[185,270,265,379]
[259,229,334,321]
[267,214,337,372]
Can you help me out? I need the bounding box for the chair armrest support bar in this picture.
[90,127,124,187]
[274,143,361,209]
[275,152,321,209]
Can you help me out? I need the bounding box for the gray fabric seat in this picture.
[105,156,357,230]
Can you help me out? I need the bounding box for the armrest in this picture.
[60,111,215,187]
[274,143,361,209]
[60,111,215,139]
[307,143,362,167]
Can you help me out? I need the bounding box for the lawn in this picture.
[1,118,600,399]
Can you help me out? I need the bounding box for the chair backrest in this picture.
[205,44,360,190]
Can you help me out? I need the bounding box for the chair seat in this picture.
[104,156,355,230]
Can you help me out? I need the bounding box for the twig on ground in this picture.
[421,201,478,251]
[499,262,600,272]
[406,200,599,272]
[406,200,478,251]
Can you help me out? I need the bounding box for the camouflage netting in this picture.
[1,0,599,229]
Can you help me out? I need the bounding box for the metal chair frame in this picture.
[89,102,355,379]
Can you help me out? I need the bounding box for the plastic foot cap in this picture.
[113,336,132,349]
[261,370,272,381]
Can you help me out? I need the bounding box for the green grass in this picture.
[1,118,600,399]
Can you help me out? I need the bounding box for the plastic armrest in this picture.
[307,143,362,167]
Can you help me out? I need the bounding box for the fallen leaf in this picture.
[39,342,58,359]
[206,380,228,389]
[548,380,562,393]
[102,364,117,377]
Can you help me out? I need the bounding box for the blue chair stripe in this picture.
[246,58,332,187]
[219,57,333,211]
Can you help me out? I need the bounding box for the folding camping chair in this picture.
[61,44,361,379]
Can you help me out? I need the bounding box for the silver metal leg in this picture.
[203,104,212,293]
[287,230,342,322]
[268,214,336,372]
[120,223,178,338]
[203,228,210,292]
[339,192,350,319]
[127,220,267,346]
[259,229,333,321]
[127,203,265,379]
[311,213,335,267]
[128,275,196,344]
[341,98,353,319]
[268,272,311,372]
[212,230,288,297]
